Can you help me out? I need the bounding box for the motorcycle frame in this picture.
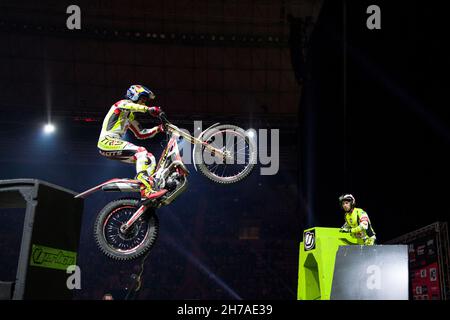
[117,123,225,231]
[76,120,226,232]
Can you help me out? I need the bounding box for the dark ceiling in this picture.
[0,0,321,119]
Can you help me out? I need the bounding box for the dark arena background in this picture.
[0,0,449,303]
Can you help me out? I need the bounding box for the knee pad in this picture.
[135,149,156,175]
[134,147,148,160]
[145,153,156,175]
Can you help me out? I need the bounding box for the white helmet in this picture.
[339,194,355,207]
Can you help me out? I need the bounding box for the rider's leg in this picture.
[134,147,158,197]
[98,135,132,159]
[98,137,158,198]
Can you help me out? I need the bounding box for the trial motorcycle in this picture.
[75,114,256,260]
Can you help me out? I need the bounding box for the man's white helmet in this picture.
[339,194,355,207]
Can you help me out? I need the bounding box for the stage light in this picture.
[247,130,256,138]
[43,123,56,134]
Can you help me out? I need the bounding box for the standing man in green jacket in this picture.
[339,194,377,245]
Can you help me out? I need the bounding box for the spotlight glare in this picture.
[43,123,55,134]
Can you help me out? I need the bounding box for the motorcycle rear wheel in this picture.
[93,198,159,260]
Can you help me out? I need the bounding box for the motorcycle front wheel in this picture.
[194,124,256,184]
[93,198,159,260]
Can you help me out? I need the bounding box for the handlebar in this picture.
[159,112,168,123]
[158,112,170,132]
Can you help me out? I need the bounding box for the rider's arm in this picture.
[117,101,149,113]
[350,212,370,234]
[118,101,162,117]
[340,222,350,232]
[128,114,163,139]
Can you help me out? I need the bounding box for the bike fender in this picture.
[75,178,141,198]
[192,122,220,172]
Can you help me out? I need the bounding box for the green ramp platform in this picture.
[297,227,363,300]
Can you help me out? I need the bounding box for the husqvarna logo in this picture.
[304,230,315,251]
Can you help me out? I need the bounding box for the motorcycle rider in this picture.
[339,194,377,245]
[97,85,166,199]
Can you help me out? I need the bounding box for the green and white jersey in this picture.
[99,99,159,140]
[342,208,376,240]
